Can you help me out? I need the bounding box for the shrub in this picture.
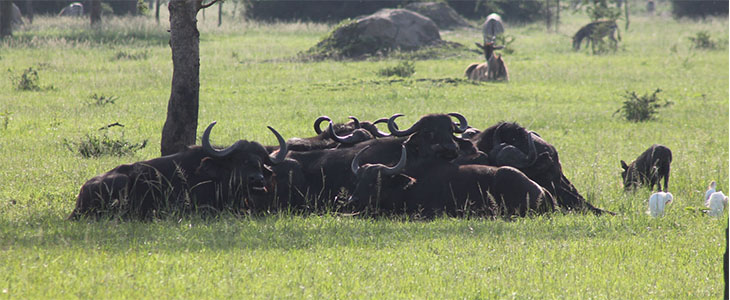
[11,67,41,91]
[88,94,119,106]
[114,50,149,60]
[0,109,12,130]
[64,125,147,158]
[688,31,717,49]
[671,0,728,18]
[614,89,673,122]
[377,61,415,77]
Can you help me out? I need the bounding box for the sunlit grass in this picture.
[0,10,727,299]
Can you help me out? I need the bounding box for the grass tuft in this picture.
[376,61,416,78]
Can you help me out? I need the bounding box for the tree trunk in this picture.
[161,0,201,156]
[0,1,12,38]
[545,0,551,32]
[90,0,101,26]
[555,0,560,32]
[624,0,630,30]
[25,0,33,24]
[217,0,221,27]
[155,0,160,24]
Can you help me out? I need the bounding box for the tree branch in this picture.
[200,0,222,10]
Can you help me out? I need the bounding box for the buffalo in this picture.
[348,145,556,218]
[267,116,389,153]
[68,122,288,219]
[620,144,672,191]
[471,122,611,215]
[268,113,477,211]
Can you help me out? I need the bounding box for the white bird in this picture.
[705,181,716,202]
[706,191,728,217]
[647,191,673,217]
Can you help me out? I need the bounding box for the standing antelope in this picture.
[572,19,621,53]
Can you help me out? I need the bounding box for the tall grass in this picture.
[0,11,727,299]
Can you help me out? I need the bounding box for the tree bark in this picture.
[555,0,560,32]
[545,0,551,32]
[155,0,160,24]
[25,0,33,24]
[0,1,12,38]
[161,0,201,156]
[90,0,101,26]
[624,0,630,30]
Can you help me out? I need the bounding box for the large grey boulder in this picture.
[404,2,471,29]
[306,8,442,59]
[357,9,442,51]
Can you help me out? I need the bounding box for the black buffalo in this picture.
[267,116,389,153]
[68,122,288,219]
[269,113,477,211]
[620,144,672,191]
[471,122,611,215]
[348,145,556,217]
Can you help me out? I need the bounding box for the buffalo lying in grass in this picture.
[69,122,288,220]
[470,122,612,215]
[347,145,556,218]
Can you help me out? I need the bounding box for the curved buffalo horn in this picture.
[313,116,332,135]
[329,121,367,145]
[448,113,469,133]
[373,117,389,125]
[381,145,407,176]
[351,146,371,175]
[348,116,361,128]
[387,114,420,137]
[370,117,391,137]
[265,126,288,165]
[202,121,239,158]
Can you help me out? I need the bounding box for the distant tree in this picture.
[160,0,221,156]
[0,1,12,38]
[25,0,33,24]
[90,0,101,26]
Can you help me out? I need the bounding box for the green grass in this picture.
[0,10,728,299]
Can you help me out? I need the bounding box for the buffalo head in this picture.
[387,113,469,161]
[198,121,288,208]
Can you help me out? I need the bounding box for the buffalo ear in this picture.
[197,157,225,179]
[620,160,628,170]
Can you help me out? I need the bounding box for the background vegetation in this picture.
[0,5,727,299]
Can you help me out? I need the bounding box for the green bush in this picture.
[671,0,728,18]
[64,125,147,158]
[88,94,119,106]
[244,0,545,23]
[688,31,717,49]
[377,61,416,78]
[614,89,672,122]
[11,68,41,91]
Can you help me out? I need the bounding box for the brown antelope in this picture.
[465,42,509,82]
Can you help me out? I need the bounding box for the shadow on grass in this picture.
[7,30,170,47]
[1,211,626,253]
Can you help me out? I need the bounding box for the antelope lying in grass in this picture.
[465,42,509,82]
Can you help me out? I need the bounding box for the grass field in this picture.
[0,7,728,299]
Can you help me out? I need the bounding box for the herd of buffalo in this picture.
[68,113,673,220]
